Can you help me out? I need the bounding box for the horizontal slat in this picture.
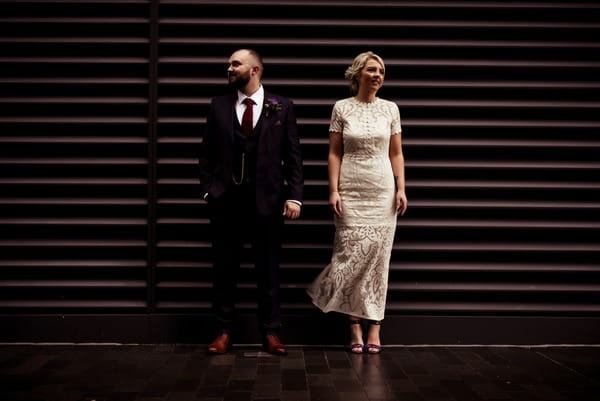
[157,240,600,252]
[0,18,148,23]
[0,301,146,308]
[156,117,600,128]
[160,77,600,89]
[0,37,148,43]
[0,178,147,184]
[158,97,600,109]
[385,302,600,313]
[0,78,148,84]
[0,97,147,104]
[162,1,600,10]
[151,261,600,273]
[154,281,600,293]
[154,301,600,314]
[0,137,147,143]
[0,240,147,246]
[0,57,147,63]
[409,200,600,209]
[158,197,600,210]
[0,218,146,225]
[160,137,600,149]
[405,139,600,148]
[393,262,600,273]
[288,219,600,229]
[160,37,600,49]
[0,259,146,267]
[0,117,147,123]
[160,56,600,68]
[0,280,146,287]
[388,282,600,292]
[152,261,600,273]
[301,138,600,149]
[161,178,600,189]
[163,158,600,170]
[0,198,146,205]
[158,218,600,230]
[0,158,147,164]
[3,0,147,3]
[159,18,600,29]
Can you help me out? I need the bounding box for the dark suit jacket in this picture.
[198,90,304,216]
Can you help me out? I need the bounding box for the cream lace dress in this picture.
[307,97,402,321]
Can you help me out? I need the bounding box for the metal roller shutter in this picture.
[1,0,599,343]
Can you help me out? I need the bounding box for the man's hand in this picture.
[283,201,301,219]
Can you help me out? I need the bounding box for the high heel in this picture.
[349,319,364,354]
[364,320,382,354]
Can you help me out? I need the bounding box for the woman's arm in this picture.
[389,133,408,215]
[328,132,344,217]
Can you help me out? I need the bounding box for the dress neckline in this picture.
[352,96,379,106]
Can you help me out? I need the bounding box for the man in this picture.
[198,49,303,355]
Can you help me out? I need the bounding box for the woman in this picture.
[307,51,407,354]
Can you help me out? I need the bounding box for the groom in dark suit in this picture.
[198,49,303,355]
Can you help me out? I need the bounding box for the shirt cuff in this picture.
[286,200,302,207]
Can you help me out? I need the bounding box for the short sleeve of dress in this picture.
[329,102,343,134]
[391,103,402,135]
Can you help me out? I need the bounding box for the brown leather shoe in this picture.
[264,333,287,355]
[207,332,231,354]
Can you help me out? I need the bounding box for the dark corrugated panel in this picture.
[156,0,600,315]
[0,0,150,312]
[0,0,599,330]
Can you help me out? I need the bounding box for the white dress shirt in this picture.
[235,86,264,129]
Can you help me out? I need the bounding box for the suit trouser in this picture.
[208,184,283,334]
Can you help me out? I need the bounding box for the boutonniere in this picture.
[264,97,282,118]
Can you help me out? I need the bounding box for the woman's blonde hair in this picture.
[344,51,385,95]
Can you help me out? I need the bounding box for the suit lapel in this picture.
[258,91,279,136]
[225,94,237,143]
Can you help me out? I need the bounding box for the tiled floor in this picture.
[0,345,599,401]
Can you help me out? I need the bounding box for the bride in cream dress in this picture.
[307,52,407,354]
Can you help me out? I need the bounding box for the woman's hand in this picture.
[396,191,408,216]
[329,191,343,217]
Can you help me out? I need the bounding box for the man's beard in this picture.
[228,71,251,89]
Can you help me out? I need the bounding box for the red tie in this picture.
[241,97,255,135]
